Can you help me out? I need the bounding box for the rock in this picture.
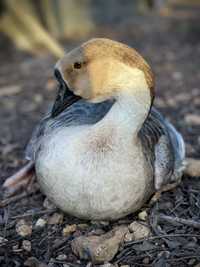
[143,257,150,264]
[22,240,31,252]
[128,221,151,240]
[71,226,128,264]
[138,210,148,221]
[35,218,47,228]
[16,219,32,237]
[48,213,63,225]
[62,224,77,237]
[56,254,67,260]
[185,158,200,177]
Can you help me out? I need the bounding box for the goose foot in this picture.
[2,161,35,197]
[149,181,180,206]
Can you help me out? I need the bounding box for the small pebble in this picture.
[48,213,63,225]
[56,254,67,260]
[72,226,128,263]
[22,240,31,252]
[128,221,150,240]
[62,224,77,236]
[16,219,32,237]
[143,257,150,264]
[35,218,47,228]
[138,210,148,221]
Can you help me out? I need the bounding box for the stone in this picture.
[138,210,148,221]
[56,254,67,260]
[35,218,47,228]
[128,221,151,240]
[16,219,32,237]
[62,224,77,236]
[22,240,31,252]
[71,226,128,264]
[48,213,63,225]
[185,158,200,177]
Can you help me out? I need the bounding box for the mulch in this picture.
[0,6,200,267]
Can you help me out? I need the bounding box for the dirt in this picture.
[0,8,200,267]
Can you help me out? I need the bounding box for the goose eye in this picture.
[73,62,82,69]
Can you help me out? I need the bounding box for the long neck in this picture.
[96,91,151,137]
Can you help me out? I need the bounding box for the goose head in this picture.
[52,38,155,117]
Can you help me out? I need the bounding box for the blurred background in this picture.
[0,0,200,179]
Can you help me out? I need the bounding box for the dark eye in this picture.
[73,62,82,69]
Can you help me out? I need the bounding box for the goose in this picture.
[3,38,185,220]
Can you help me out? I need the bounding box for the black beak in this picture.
[51,69,81,117]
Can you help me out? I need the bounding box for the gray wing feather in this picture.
[139,107,185,190]
[25,99,114,160]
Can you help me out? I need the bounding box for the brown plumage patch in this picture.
[82,38,155,97]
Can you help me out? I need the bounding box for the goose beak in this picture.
[51,69,81,117]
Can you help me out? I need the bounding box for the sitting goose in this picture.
[3,38,185,220]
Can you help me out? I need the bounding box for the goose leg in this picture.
[149,181,180,206]
[2,161,35,196]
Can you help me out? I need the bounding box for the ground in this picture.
[0,9,200,267]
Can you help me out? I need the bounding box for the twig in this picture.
[10,209,56,219]
[125,233,200,246]
[0,187,39,208]
[158,214,200,229]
